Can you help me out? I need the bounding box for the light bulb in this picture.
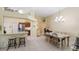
[61,18,64,22]
[58,16,64,22]
[55,17,58,22]
[18,10,24,14]
[60,16,63,19]
[55,16,64,23]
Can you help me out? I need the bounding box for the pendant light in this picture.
[18,10,24,14]
[55,8,64,23]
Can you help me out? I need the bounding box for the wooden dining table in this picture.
[45,32,70,48]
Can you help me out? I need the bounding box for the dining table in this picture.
[45,32,70,48]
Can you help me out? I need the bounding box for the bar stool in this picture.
[7,37,17,50]
[18,36,26,48]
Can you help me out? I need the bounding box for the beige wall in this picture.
[0,16,3,33]
[0,8,3,34]
[46,7,79,35]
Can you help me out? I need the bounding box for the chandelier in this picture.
[55,9,64,23]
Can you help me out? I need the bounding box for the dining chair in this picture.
[61,37,66,48]
[73,37,79,51]
[51,36,60,48]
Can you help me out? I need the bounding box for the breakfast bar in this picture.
[0,32,28,50]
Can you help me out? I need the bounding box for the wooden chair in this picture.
[51,36,60,48]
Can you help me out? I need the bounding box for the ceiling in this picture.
[9,7,65,17]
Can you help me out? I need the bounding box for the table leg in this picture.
[67,37,69,47]
[60,38,62,48]
[64,38,66,48]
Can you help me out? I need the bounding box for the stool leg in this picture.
[24,39,26,47]
[7,46,9,51]
[18,41,20,48]
[14,39,16,48]
[7,41,10,51]
[67,38,69,47]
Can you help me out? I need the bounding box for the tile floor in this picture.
[0,36,72,51]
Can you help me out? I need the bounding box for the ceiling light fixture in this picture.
[55,9,64,23]
[18,10,24,14]
[55,16,64,23]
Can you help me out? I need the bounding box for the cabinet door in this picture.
[25,22,31,27]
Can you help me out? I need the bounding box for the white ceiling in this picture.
[9,7,65,17]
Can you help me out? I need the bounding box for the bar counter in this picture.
[0,32,28,49]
